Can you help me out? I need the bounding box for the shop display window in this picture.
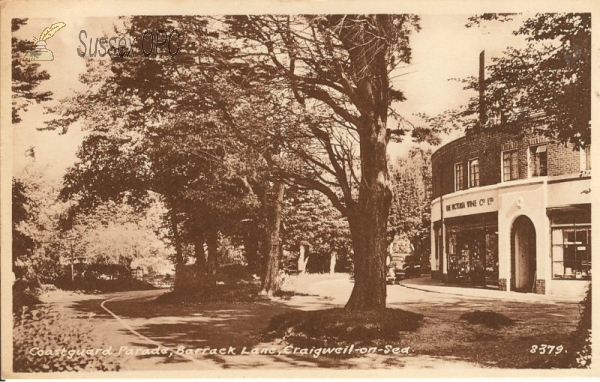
[447,227,497,286]
[552,227,591,280]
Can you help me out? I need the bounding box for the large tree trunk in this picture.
[260,181,285,295]
[341,16,393,311]
[206,228,219,285]
[298,243,309,274]
[194,227,206,279]
[169,209,186,292]
[344,114,392,309]
[346,198,391,310]
[344,121,392,310]
[330,250,337,274]
[242,219,261,276]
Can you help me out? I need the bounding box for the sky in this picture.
[12,13,529,180]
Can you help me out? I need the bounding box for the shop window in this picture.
[455,163,465,191]
[502,150,519,181]
[580,145,591,171]
[469,159,480,188]
[446,227,498,286]
[552,227,591,280]
[529,145,547,177]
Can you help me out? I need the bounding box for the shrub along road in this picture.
[36,275,581,371]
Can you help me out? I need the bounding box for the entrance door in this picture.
[512,216,537,292]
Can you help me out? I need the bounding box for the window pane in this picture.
[469,159,479,187]
[552,228,563,244]
[539,151,547,176]
[455,163,464,191]
[575,229,587,245]
[552,226,591,280]
[503,151,518,181]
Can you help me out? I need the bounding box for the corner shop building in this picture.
[430,130,591,297]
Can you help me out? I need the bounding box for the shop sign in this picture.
[446,197,495,212]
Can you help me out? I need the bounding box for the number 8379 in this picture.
[530,344,564,354]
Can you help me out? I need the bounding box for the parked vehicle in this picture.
[389,253,421,283]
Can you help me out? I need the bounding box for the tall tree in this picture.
[46,15,423,307]
[225,15,421,310]
[46,17,263,291]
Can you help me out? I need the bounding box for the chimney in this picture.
[479,50,486,127]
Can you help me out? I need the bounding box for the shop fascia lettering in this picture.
[446,197,495,212]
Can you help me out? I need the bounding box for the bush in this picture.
[13,279,42,314]
[13,306,121,372]
[569,284,591,368]
[54,274,155,294]
[266,308,423,348]
[459,311,515,329]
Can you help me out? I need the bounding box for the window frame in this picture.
[469,158,480,188]
[551,225,591,280]
[454,162,465,191]
[502,149,519,182]
[529,144,548,178]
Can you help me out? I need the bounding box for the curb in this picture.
[398,282,581,304]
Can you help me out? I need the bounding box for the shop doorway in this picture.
[511,216,537,292]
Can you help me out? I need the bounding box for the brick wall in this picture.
[548,141,581,176]
[534,279,546,294]
[498,278,507,291]
[432,130,583,199]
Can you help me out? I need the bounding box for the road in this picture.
[45,276,580,371]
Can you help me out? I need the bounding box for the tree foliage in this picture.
[282,188,352,273]
[427,13,591,148]
[46,15,423,308]
[388,148,432,266]
[12,167,70,285]
[12,19,53,124]
[46,16,266,291]
[225,15,421,310]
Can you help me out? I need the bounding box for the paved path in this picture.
[399,277,584,303]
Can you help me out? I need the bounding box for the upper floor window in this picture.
[502,150,519,181]
[469,159,480,188]
[529,145,547,177]
[455,163,465,191]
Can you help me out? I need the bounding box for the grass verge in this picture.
[265,308,423,348]
[459,311,515,329]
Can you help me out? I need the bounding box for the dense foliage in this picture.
[14,306,121,372]
[388,148,432,266]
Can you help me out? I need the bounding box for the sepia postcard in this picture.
[1,0,599,379]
